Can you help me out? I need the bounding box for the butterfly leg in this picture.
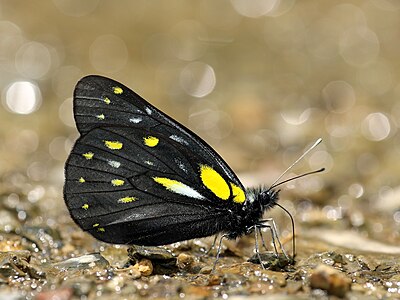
[259,218,289,259]
[258,223,279,255]
[257,226,272,253]
[212,233,229,272]
[254,226,265,269]
[204,234,218,256]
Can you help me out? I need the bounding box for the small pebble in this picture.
[177,253,194,270]
[199,266,212,274]
[207,274,222,286]
[309,264,351,298]
[134,258,153,276]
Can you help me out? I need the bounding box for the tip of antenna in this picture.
[269,138,324,188]
[313,138,323,147]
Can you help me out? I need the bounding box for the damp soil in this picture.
[0,183,399,300]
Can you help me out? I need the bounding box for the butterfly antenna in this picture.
[269,138,322,189]
[270,138,324,259]
[270,167,325,190]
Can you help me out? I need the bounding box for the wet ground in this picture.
[0,175,399,300]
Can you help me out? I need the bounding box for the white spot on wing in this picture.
[145,107,152,115]
[129,117,142,123]
[109,213,147,224]
[169,134,189,145]
[144,160,154,166]
[108,160,121,168]
[169,182,204,199]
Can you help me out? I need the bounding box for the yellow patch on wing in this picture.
[113,86,123,94]
[79,177,86,183]
[143,136,159,147]
[96,114,105,120]
[111,179,125,186]
[104,140,123,150]
[82,203,89,210]
[93,223,105,232]
[82,152,94,160]
[103,97,111,104]
[118,196,136,203]
[199,165,230,200]
[230,183,246,204]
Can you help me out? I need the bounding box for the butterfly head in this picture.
[258,188,280,210]
[244,186,280,213]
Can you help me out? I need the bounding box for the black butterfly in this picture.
[64,75,320,267]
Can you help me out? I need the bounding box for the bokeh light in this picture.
[15,42,53,79]
[3,81,42,114]
[58,97,74,127]
[231,0,278,18]
[322,81,356,113]
[180,62,216,98]
[339,26,380,67]
[361,112,391,141]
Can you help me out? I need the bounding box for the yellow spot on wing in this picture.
[96,114,105,120]
[113,86,123,94]
[230,183,246,204]
[118,196,136,203]
[92,224,105,232]
[200,165,230,200]
[143,136,159,147]
[79,177,86,183]
[104,140,123,150]
[111,179,125,186]
[82,152,94,160]
[103,97,111,104]
[82,203,89,210]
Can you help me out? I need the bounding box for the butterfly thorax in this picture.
[225,188,279,239]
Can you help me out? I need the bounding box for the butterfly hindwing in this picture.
[64,75,247,245]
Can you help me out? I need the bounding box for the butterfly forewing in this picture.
[73,76,241,183]
[64,75,247,245]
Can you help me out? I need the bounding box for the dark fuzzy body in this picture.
[223,188,280,239]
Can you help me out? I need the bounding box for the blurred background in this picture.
[0,0,399,253]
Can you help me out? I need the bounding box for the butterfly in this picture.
[64,75,322,268]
